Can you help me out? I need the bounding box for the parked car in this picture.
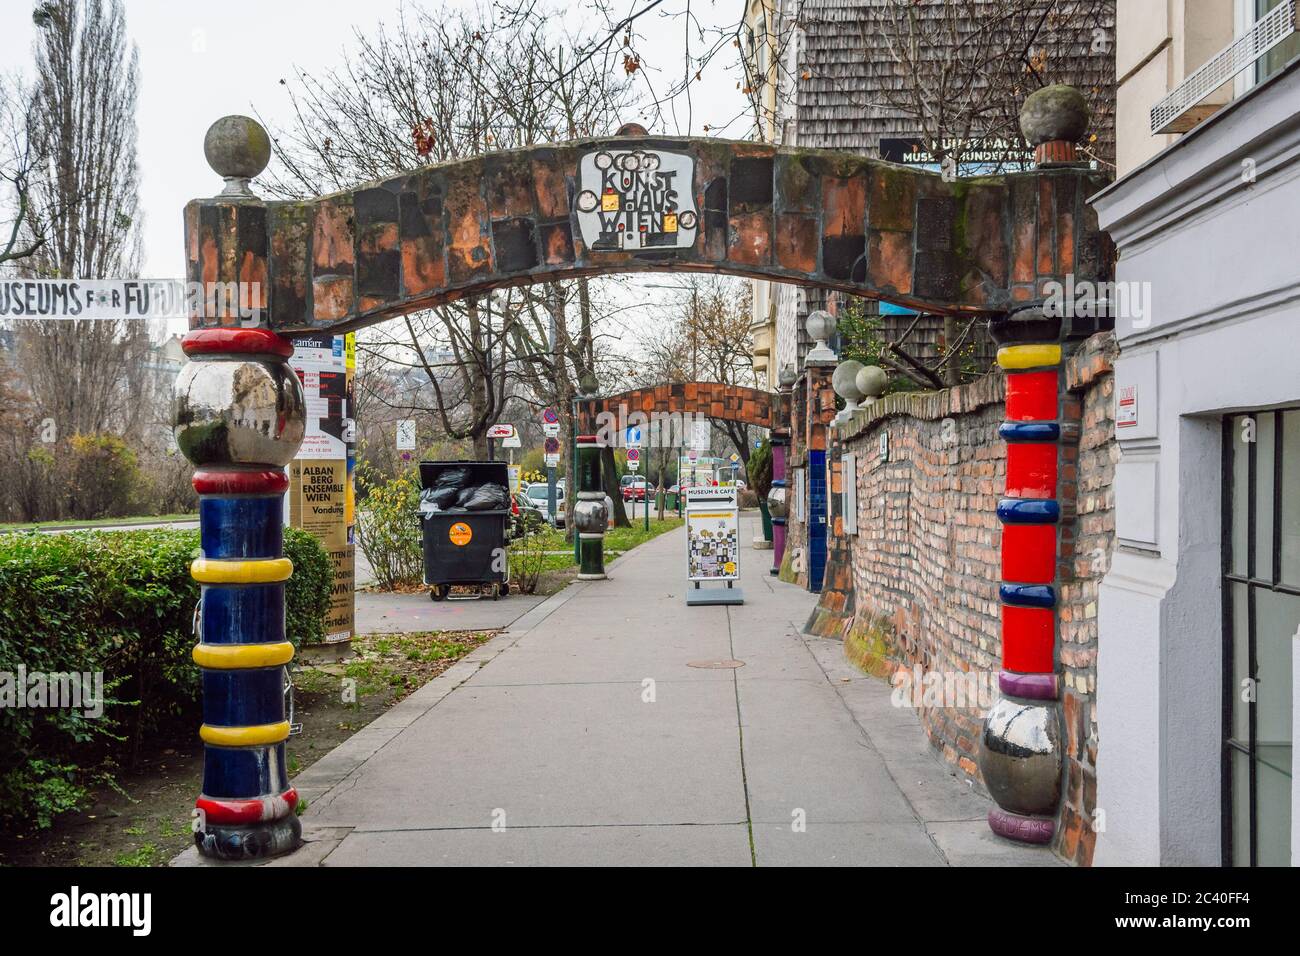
[524,482,565,528]
[510,491,549,538]
[620,475,651,501]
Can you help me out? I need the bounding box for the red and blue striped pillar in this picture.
[174,327,307,859]
[979,305,1073,845]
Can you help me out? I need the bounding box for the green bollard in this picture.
[573,435,607,579]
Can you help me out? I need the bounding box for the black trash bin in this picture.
[418,460,511,601]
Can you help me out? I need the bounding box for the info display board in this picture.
[685,486,740,582]
[287,333,356,648]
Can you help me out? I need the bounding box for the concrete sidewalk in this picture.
[259,516,1057,866]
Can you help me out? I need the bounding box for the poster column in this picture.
[286,333,356,660]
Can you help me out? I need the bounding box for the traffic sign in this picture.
[626,447,641,462]
[544,436,560,454]
[729,452,740,464]
[396,419,416,450]
[542,408,559,425]
[627,459,639,471]
[625,425,642,447]
[544,454,560,467]
[502,434,521,448]
[487,423,515,439]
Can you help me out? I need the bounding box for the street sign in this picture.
[754,439,762,449]
[728,452,740,464]
[627,459,639,471]
[691,419,710,450]
[544,436,560,454]
[544,454,560,467]
[396,419,416,450]
[543,423,560,437]
[502,434,521,448]
[542,408,559,424]
[487,423,515,439]
[625,425,642,447]
[626,447,640,462]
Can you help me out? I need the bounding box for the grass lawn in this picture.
[0,512,197,533]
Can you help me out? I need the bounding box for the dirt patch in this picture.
[0,629,496,867]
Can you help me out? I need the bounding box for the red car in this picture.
[620,477,651,501]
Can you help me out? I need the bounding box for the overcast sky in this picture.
[1,0,748,281]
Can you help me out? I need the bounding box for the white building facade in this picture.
[1092,1,1300,867]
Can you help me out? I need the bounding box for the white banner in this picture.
[0,279,261,322]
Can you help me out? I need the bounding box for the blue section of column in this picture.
[807,449,827,592]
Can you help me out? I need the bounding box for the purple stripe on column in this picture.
[999,670,1060,700]
[988,808,1055,845]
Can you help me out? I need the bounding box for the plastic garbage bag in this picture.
[454,484,480,508]
[434,466,472,490]
[463,482,508,511]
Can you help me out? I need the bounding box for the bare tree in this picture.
[8,0,150,442]
[269,3,636,527]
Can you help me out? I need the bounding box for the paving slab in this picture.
[355,587,547,634]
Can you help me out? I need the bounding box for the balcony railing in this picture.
[1150,0,1298,134]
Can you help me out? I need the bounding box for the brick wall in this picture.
[833,331,1116,866]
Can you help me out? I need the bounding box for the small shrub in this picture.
[355,460,422,590]
[0,526,332,830]
[508,524,549,595]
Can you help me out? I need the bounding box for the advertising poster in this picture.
[685,487,740,582]
[287,333,356,646]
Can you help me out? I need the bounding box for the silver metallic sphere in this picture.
[856,364,888,399]
[573,495,609,535]
[832,360,866,403]
[766,483,787,520]
[204,115,272,181]
[978,697,1062,816]
[174,358,306,467]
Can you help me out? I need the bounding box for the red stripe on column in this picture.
[183,327,295,359]
[196,788,298,825]
[1004,370,1059,421]
[1001,524,1057,583]
[193,469,289,496]
[1005,443,1058,498]
[1001,605,1055,672]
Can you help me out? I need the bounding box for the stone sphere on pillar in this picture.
[805,310,837,363]
[777,363,797,388]
[855,364,888,402]
[204,116,272,195]
[832,360,865,404]
[1018,85,1089,146]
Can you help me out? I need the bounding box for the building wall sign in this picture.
[575,148,698,252]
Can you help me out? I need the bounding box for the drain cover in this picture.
[687,659,746,669]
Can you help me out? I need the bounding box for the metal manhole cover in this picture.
[687,659,746,669]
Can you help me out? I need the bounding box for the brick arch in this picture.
[184,136,1111,336]
[577,382,782,433]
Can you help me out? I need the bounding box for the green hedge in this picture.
[0,527,332,829]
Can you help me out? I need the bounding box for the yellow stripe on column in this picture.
[996,344,1062,369]
[193,641,295,669]
[200,721,292,746]
[191,557,293,584]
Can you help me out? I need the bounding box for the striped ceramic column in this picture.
[979,305,1073,845]
[174,327,307,859]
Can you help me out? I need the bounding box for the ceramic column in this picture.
[574,435,608,579]
[174,327,307,859]
[978,304,1073,844]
